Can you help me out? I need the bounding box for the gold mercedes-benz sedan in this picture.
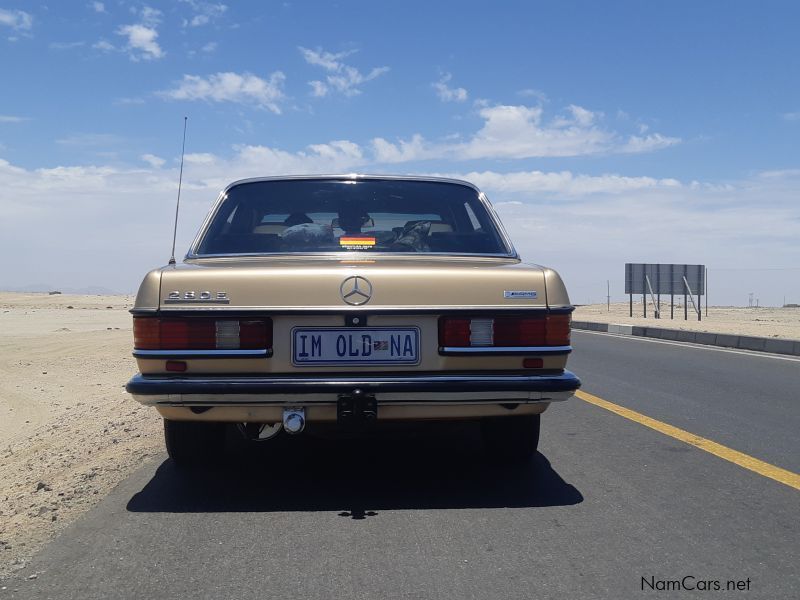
[126,175,580,464]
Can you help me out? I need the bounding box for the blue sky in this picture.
[1,1,798,305]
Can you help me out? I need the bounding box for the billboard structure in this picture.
[625,263,706,320]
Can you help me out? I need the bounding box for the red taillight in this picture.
[494,317,546,346]
[133,317,272,350]
[438,314,570,348]
[545,314,571,346]
[438,318,472,347]
[239,320,272,350]
[133,317,160,350]
[160,319,215,349]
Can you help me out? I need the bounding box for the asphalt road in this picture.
[4,332,799,599]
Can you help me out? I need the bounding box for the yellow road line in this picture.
[575,390,800,491]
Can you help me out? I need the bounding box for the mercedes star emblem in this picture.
[340,275,373,306]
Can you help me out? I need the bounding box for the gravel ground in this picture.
[574,302,800,340]
[0,293,162,578]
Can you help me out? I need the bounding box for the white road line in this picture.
[573,329,800,363]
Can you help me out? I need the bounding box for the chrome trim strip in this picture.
[185,174,519,260]
[186,250,517,260]
[163,298,230,305]
[132,349,270,358]
[150,305,551,313]
[132,393,574,407]
[440,345,572,355]
[185,254,521,263]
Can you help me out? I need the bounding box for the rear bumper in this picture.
[126,371,581,407]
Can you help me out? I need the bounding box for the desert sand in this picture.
[0,293,162,578]
[574,302,800,341]
[2,293,799,578]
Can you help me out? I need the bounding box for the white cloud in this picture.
[158,71,286,113]
[300,47,356,71]
[517,88,548,102]
[452,170,682,196]
[117,24,164,60]
[371,135,439,163]
[180,0,227,27]
[0,115,29,123]
[308,80,327,97]
[618,132,680,153]
[0,8,33,31]
[299,46,389,97]
[183,152,217,165]
[91,2,107,14]
[565,104,595,126]
[141,153,165,168]
[113,6,164,61]
[93,39,115,52]
[371,103,680,162]
[201,41,217,53]
[139,6,162,26]
[783,111,800,122]
[55,133,123,147]
[433,73,468,103]
[460,104,611,158]
[114,96,146,105]
[50,41,86,50]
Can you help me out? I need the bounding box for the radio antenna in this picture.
[168,116,188,266]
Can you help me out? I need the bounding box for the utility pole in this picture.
[607,280,610,312]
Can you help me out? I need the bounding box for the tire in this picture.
[481,414,540,462]
[163,419,225,466]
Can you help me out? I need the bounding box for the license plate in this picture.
[292,327,420,366]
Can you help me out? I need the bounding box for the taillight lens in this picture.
[438,318,471,347]
[494,317,546,346]
[438,314,570,347]
[545,313,571,346]
[133,317,272,350]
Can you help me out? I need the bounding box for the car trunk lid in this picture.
[158,257,550,310]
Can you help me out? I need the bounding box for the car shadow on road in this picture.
[126,421,583,517]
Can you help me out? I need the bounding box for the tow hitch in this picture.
[337,388,378,429]
[282,408,306,434]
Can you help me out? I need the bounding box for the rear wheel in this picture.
[163,419,225,466]
[481,414,540,462]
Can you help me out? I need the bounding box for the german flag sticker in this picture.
[339,236,376,249]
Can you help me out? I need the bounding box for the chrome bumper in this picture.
[126,371,581,407]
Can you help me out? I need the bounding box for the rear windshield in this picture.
[194,179,510,256]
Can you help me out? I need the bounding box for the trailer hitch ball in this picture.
[282,408,306,434]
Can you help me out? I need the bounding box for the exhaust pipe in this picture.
[282,408,306,434]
